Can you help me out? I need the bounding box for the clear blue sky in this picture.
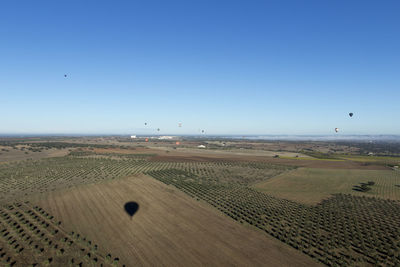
[1,1,399,135]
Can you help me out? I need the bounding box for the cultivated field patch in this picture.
[253,168,400,204]
[0,201,123,266]
[147,168,400,266]
[1,145,399,266]
[0,145,69,163]
[30,175,316,267]
[0,156,290,203]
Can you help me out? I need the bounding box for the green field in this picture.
[253,168,400,204]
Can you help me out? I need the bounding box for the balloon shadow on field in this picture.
[124,202,139,219]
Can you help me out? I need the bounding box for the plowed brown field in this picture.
[31,175,319,266]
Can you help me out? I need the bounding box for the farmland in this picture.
[0,138,400,266]
[31,174,316,267]
[0,154,291,203]
[0,145,69,163]
[146,168,400,266]
[254,168,400,204]
[0,201,123,266]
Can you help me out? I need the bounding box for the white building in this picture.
[158,136,175,140]
[130,135,137,139]
[197,145,206,149]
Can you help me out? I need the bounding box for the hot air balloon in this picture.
[144,122,147,126]
[64,74,67,77]
[157,128,160,131]
[201,130,205,133]
[335,128,339,133]
[145,138,149,142]
[178,123,182,127]
[349,113,353,117]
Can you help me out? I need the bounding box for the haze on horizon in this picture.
[1,1,399,135]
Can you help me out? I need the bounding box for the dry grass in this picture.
[149,152,388,170]
[31,174,318,267]
[0,146,69,163]
[253,168,400,204]
[155,146,312,158]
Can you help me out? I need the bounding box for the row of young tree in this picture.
[147,168,400,266]
[0,202,123,266]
